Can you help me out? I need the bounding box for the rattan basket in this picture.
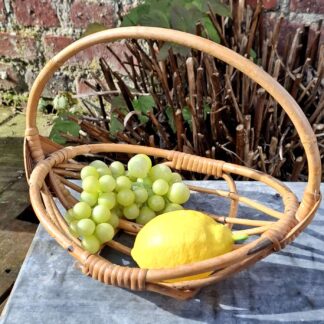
[25,27,322,300]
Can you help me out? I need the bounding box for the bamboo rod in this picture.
[233,225,271,235]
[57,175,82,193]
[106,240,131,256]
[208,214,274,227]
[187,184,284,219]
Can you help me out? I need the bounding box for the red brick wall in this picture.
[0,0,136,96]
[0,0,322,95]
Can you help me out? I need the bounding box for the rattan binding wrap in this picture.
[25,27,321,299]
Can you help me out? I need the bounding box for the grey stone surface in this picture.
[1,182,324,324]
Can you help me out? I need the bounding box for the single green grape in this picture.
[99,175,116,192]
[139,154,152,168]
[127,154,152,178]
[89,160,111,177]
[98,192,116,209]
[163,202,184,213]
[81,235,101,254]
[81,166,99,180]
[108,212,119,228]
[170,172,182,184]
[117,189,135,207]
[82,176,100,193]
[123,204,140,220]
[152,179,169,196]
[95,223,115,243]
[77,218,96,236]
[69,220,79,237]
[149,164,172,182]
[147,195,165,212]
[115,175,132,191]
[136,206,156,225]
[73,202,92,219]
[109,161,125,178]
[167,182,190,204]
[134,187,148,204]
[92,205,111,223]
[80,191,98,207]
[89,160,108,169]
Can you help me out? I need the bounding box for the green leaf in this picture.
[81,23,107,38]
[132,96,155,114]
[140,10,170,28]
[170,4,202,33]
[53,94,69,111]
[170,5,188,32]
[157,43,171,61]
[49,116,80,145]
[50,133,66,145]
[157,43,190,59]
[182,106,192,130]
[205,1,231,17]
[109,115,124,135]
[204,104,211,119]
[149,0,173,13]
[191,0,204,11]
[201,17,220,43]
[139,115,149,124]
[172,44,191,57]
[250,48,257,62]
[121,4,150,27]
[111,95,128,114]
[165,106,176,132]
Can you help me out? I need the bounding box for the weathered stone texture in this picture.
[0,32,37,61]
[13,0,60,27]
[70,0,117,28]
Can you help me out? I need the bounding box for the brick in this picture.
[75,77,92,94]
[13,0,60,28]
[43,35,74,60]
[0,63,20,90]
[245,0,278,10]
[0,32,37,61]
[0,0,6,23]
[290,0,324,14]
[70,0,116,28]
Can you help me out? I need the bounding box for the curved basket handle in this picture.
[25,26,321,221]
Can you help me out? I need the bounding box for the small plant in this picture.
[47,92,81,145]
[0,92,28,110]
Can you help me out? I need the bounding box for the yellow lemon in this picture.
[131,210,233,281]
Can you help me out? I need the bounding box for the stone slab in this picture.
[1,182,324,323]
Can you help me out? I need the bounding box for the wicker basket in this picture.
[25,27,322,300]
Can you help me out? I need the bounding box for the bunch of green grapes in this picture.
[64,154,190,254]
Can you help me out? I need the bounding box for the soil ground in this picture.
[0,106,53,314]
